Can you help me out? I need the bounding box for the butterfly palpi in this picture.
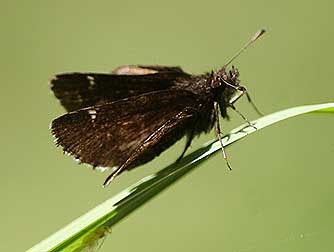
[50,29,265,187]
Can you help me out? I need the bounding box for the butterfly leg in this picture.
[103,108,195,187]
[229,104,257,130]
[214,101,232,170]
[175,128,195,164]
[245,92,263,116]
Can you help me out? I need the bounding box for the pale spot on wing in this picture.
[87,75,96,86]
[95,166,115,172]
[83,162,116,172]
[88,109,97,120]
[112,66,158,75]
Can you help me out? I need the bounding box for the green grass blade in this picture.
[27,102,334,252]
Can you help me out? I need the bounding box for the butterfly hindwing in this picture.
[111,65,186,75]
[50,65,190,112]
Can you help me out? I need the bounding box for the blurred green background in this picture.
[1,0,334,251]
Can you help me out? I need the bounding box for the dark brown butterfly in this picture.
[50,29,265,187]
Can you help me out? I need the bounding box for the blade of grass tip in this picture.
[27,102,334,252]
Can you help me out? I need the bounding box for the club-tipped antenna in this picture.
[224,28,266,67]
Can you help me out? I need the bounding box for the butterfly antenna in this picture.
[224,28,266,68]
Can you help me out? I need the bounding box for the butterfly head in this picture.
[211,66,247,106]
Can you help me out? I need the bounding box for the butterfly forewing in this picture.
[51,89,199,170]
